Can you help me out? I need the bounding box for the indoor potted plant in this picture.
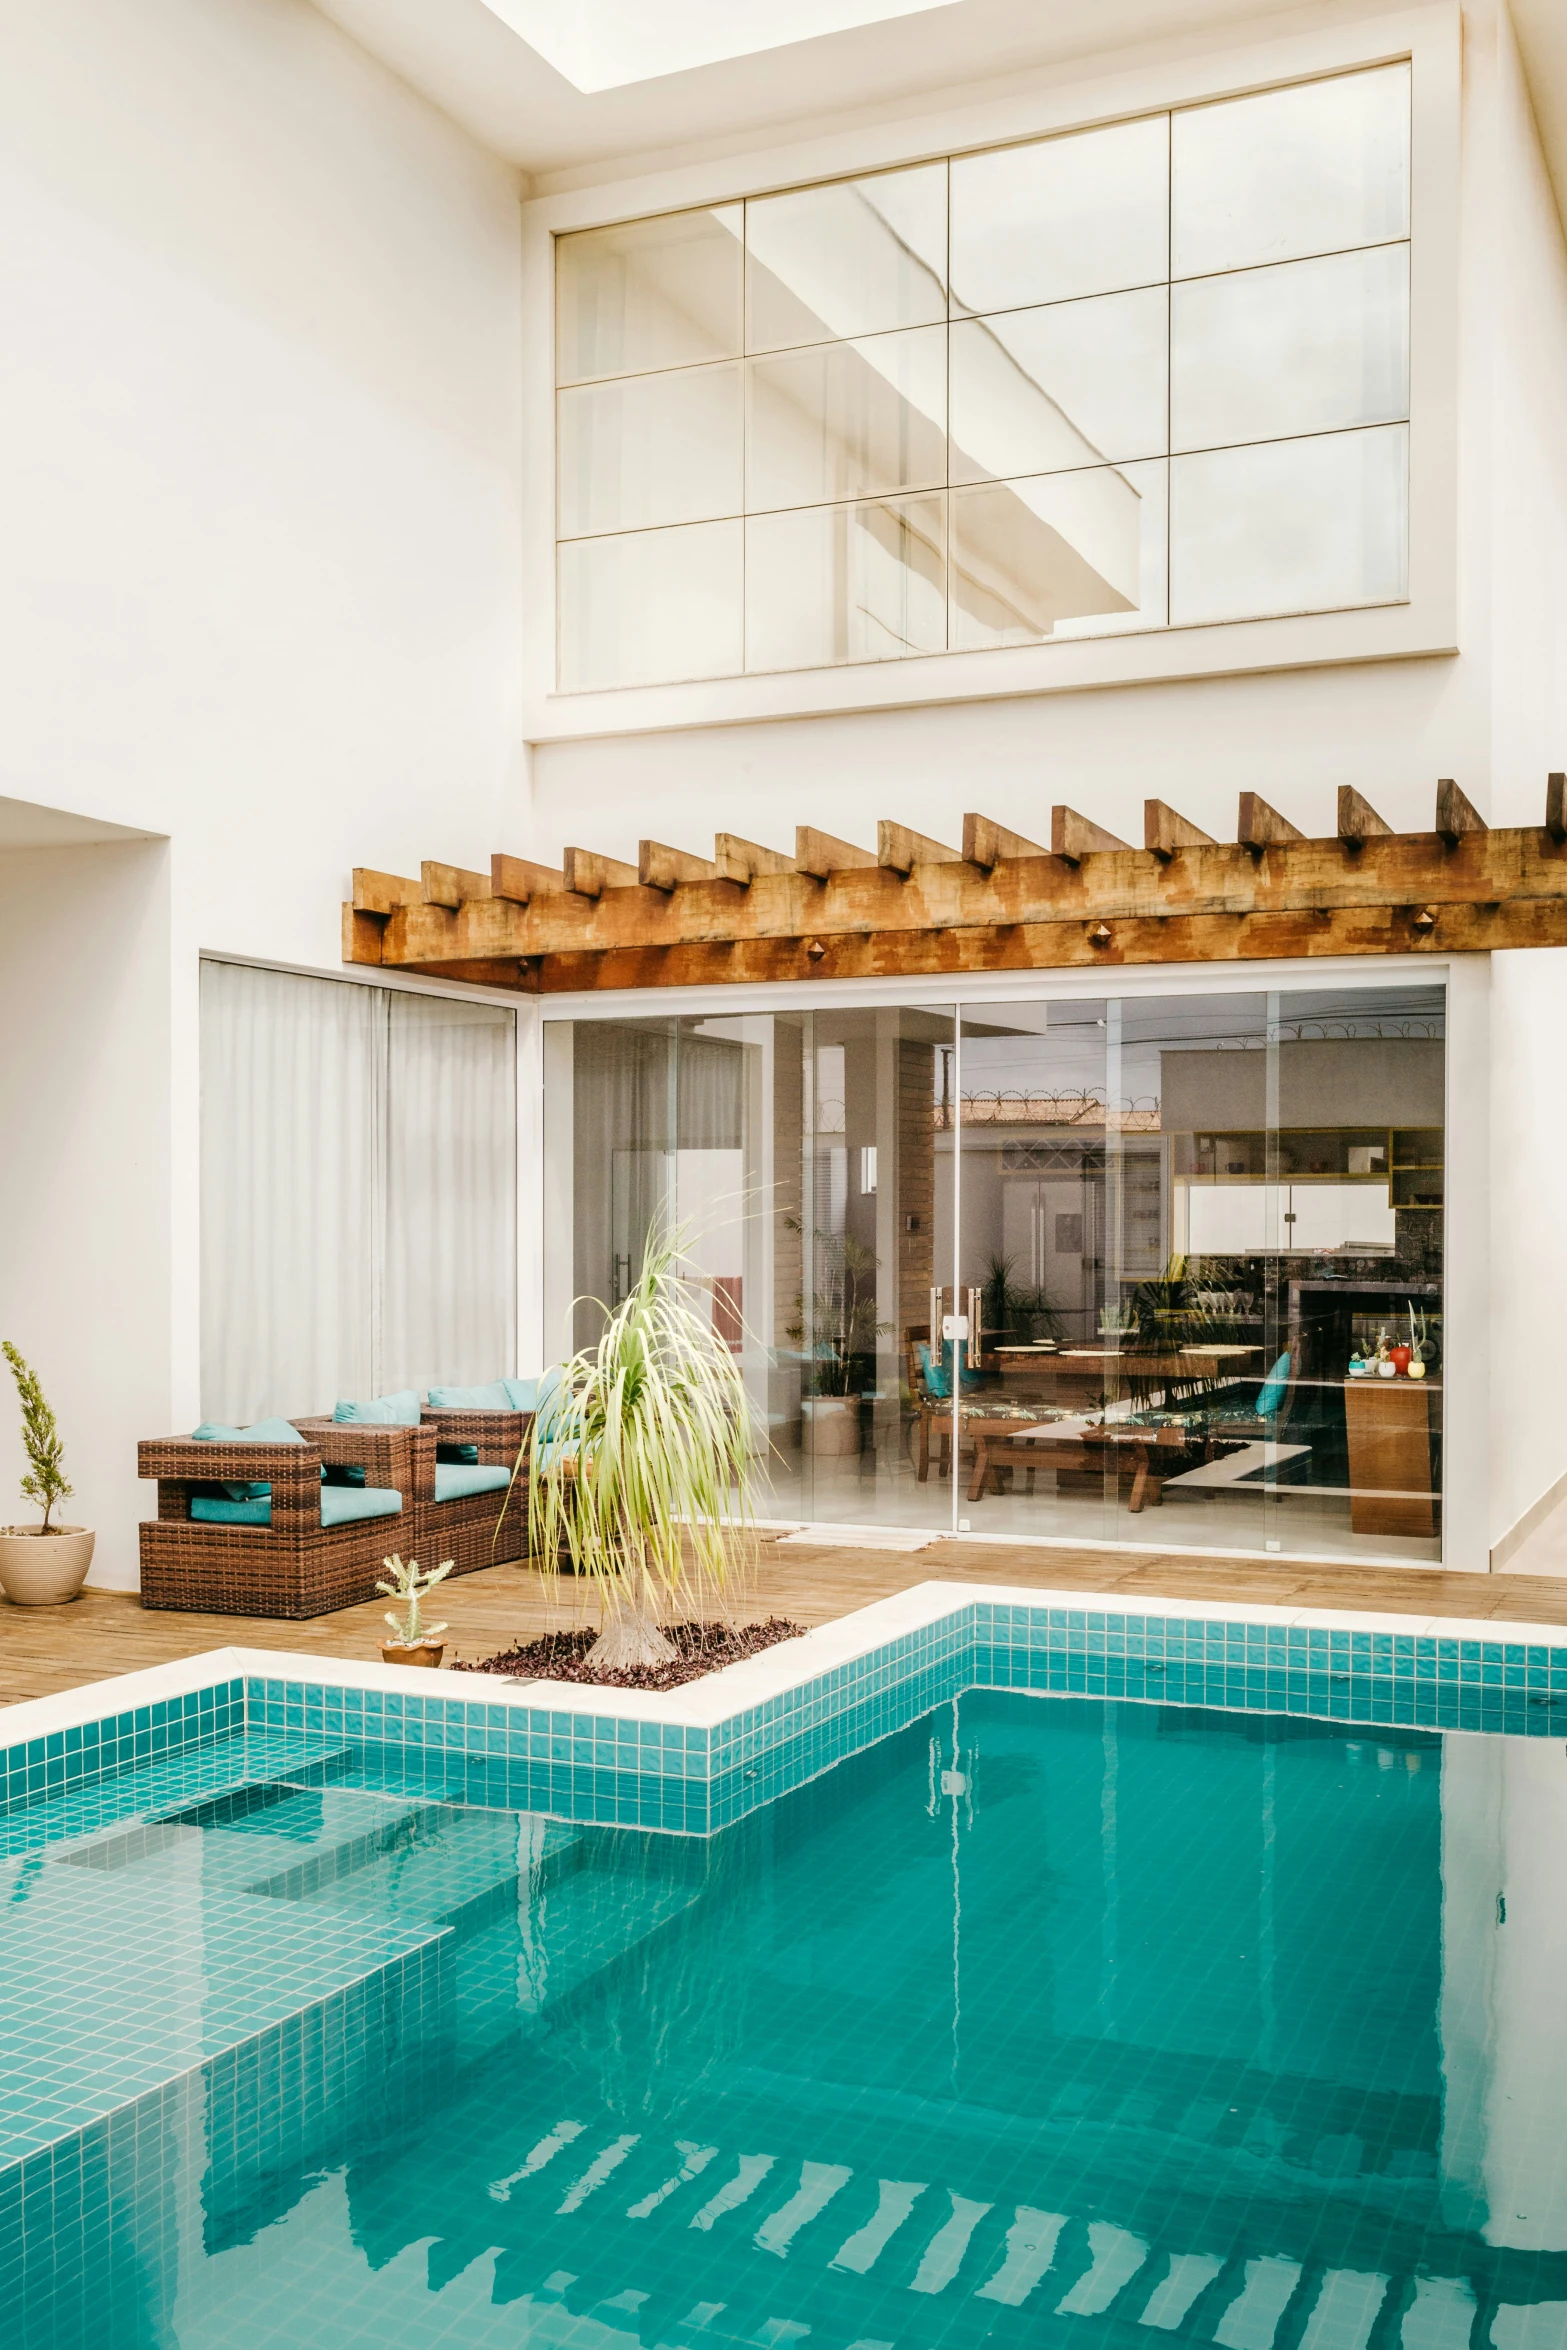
[0,1342,93,1605]
[791,1229,886,1456]
[378,1552,453,1667]
[525,1225,758,1668]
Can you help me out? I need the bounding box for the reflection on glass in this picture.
[949,462,1166,649]
[556,206,743,385]
[1172,245,1409,453]
[557,519,743,690]
[557,363,742,537]
[745,165,947,351]
[1172,63,1410,278]
[949,289,1168,483]
[950,116,1169,317]
[746,327,947,512]
[745,495,946,670]
[1170,424,1407,626]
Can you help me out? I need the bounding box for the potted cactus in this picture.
[0,1344,94,1606]
[378,1553,453,1668]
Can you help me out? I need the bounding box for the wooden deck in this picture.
[3,1536,1567,1710]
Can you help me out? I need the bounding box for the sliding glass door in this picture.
[542,977,1444,1562]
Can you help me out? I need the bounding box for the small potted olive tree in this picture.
[527,1228,758,1669]
[0,1343,94,1605]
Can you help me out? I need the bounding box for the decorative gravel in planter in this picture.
[451,1617,806,1691]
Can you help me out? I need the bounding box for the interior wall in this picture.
[0,843,172,1594]
[1487,947,1567,1557]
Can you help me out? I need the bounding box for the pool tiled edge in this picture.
[6,1582,1567,1841]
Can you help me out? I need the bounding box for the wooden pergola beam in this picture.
[962,814,1050,868]
[714,833,795,882]
[1052,806,1130,862]
[878,821,962,874]
[1337,788,1393,843]
[348,777,1567,994]
[1144,801,1215,859]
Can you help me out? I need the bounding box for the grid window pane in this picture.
[1172,245,1409,453]
[745,496,947,670]
[949,289,1168,484]
[1169,424,1408,626]
[746,165,947,352]
[559,520,743,689]
[1172,64,1410,279]
[950,461,1167,649]
[950,116,1169,316]
[558,363,743,537]
[746,327,947,512]
[556,206,743,385]
[554,66,1414,688]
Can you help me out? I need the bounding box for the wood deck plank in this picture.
[3,1539,1566,1710]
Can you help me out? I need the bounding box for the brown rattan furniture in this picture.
[138,1421,430,1618]
[417,1405,534,1574]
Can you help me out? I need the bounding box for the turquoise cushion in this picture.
[1255,1350,1293,1417]
[918,1343,952,1402]
[432,1462,511,1504]
[191,1485,401,1528]
[427,1376,546,1412]
[332,1389,420,1426]
[191,1415,305,1501]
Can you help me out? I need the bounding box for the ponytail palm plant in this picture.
[529,1229,760,1669]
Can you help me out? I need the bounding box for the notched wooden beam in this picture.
[1436,778,1486,846]
[1144,801,1215,860]
[1337,788,1393,844]
[1237,793,1305,852]
[342,906,386,965]
[1548,773,1567,843]
[795,826,876,880]
[491,854,567,903]
[1052,807,1130,864]
[714,833,795,883]
[352,868,423,916]
[563,846,640,898]
[962,814,1049,868]
[422,861,490,908]
[878,821,962,874]
[640,841,722,892]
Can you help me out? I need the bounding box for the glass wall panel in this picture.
[557,518,744,690]
[745,327,948,512]
[745,165,947,351]
[948,290,1168,484]
[949,462,1167,649]
[543,980,1443,1560]
[949,116,1169,314]
[1171,63,1410,278]
[954,983,1443,1561]
[1169,424,1407,626]
[556,206,743,384]
[745,495,946,670]
[557,362,743,537]
[1171,245,1409,453]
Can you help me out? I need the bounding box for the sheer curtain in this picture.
[200,961,515,1422]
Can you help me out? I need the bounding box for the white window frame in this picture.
[520,1,1459,742]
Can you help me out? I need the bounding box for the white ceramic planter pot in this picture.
[0,1525,94,1605]
[801,1396,861,1457]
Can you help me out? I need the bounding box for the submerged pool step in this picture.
[514,1860,703,2011]
[290,1803,531,1942]
[0,1727,356,1860]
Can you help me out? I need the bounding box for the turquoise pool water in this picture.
[9,1689,1567,2349]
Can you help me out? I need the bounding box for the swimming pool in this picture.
[6,1589,1567,2350]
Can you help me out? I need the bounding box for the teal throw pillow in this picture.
[191,1416,305,1501]
[1255,1351,1293,1417]
[332,1389,421,1426]
[427,1380,514,1411]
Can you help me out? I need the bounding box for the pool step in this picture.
[0,1728,355,1861]
[515,1858,702,2011]
[294,1803,531,1942]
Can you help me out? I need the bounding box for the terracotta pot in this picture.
[801,1396,861,1457]
[380,1640,445,1669]
[0,1526,94,1606]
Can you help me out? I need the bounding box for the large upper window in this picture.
[554,63,1410,691]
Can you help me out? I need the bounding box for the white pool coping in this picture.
[5,1579,1567,1753]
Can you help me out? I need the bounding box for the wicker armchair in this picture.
[412,1405,532,1574]
[138,1421,429,1618]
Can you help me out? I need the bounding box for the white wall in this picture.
[0,0,531,1574]
[0,842,172,1592]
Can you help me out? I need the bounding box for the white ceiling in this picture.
[311,0,1567,214]
[0,798,158,852]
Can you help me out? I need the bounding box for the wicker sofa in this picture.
[138,1420,431,1618]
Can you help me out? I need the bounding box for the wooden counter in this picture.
[1344,1376,1439,1537]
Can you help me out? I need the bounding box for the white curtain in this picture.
[200,962,515,1422]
